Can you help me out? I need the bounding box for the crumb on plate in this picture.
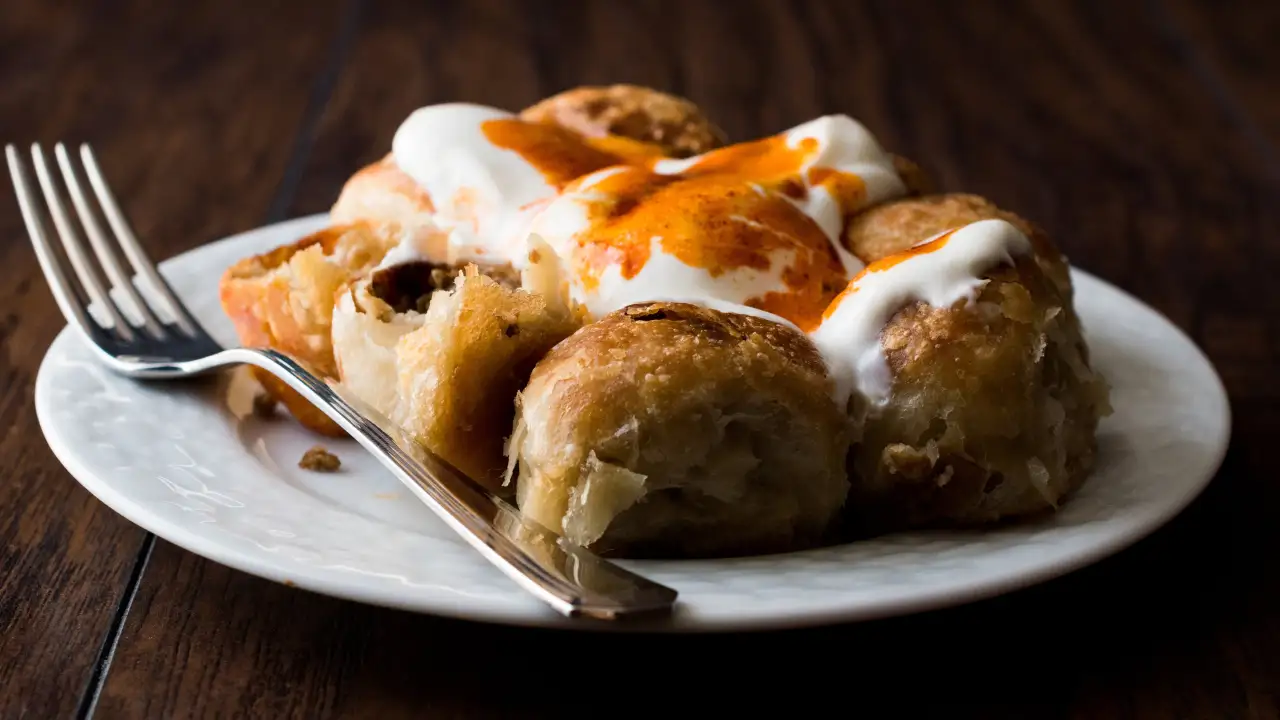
[299,445,341,472]
[252,391,278,418]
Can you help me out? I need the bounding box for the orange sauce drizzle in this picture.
[583,134,669,163]
[481,119,663,188]
[820,230,957,320]
[807,166,868,217]
[677,135,817,181]
[568,166,849,331]
[486,120,879,330]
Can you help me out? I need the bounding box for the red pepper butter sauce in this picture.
[489,120,871,332]
[480,118,666,189]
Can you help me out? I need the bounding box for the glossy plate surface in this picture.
[34,215,1231,631]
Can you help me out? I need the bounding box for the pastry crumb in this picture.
[299,446,341,472]
[252,392,278,418]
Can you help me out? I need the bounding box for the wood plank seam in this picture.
[73,536,155,720]
[265,0,367,224]
[69,2,367,716]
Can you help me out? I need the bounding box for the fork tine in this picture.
[79,144,200,337]
[30,143,137,342]
[54,143,166,340]
[6,145,99,338]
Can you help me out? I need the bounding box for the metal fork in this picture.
[6,143,677,621]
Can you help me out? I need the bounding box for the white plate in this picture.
[35,215,1230,632]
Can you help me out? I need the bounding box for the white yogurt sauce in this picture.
[810,218,1033,408]
[390,103,558,265]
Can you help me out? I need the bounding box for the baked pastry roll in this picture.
[820,202,1110,531]
[845,193,1070,297]
[509,302,850,558]
[332,264,577,491]
[219,222,401,435]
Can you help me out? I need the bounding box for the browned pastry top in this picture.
[520,84,729,158]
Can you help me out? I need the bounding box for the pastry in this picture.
[815,216,1111,531]
[332,264,577,491]
[844,192,1072,296]
[509,302,849,557]
[219,221,402,435]
[218,85,1110,558]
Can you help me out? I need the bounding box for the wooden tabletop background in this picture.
[2,0,1277,717]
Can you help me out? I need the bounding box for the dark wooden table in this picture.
[2,0,1277,717]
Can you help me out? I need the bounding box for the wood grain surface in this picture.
[2,0,1277,718]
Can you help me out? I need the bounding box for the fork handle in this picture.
[210,347,678,621]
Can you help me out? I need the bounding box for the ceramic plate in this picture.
[34,215,1231,631]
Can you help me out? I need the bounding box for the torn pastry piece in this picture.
[510,302,850,558]
[333,264,577,492]
[812,219,1111,532]
[219,222,402,435]
[520,84,728,158]
[332,257,521,420]
[331,261,444,421]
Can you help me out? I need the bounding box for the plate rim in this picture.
[33,213,1233,632]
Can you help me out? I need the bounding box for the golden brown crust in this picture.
[846,254,1111,532]
[219,222,400,436]
[838,195,1108,531]
[845,193,1046,262]
[512,302,849,557]
[520,85,728,158]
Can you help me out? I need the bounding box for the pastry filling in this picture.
[367,260,521,316]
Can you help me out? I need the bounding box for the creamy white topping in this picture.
[810,218,1033,408]
[521,231,802,331]
[589,237,803,327]
[776,116,903,276]
[391,103,557,264]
